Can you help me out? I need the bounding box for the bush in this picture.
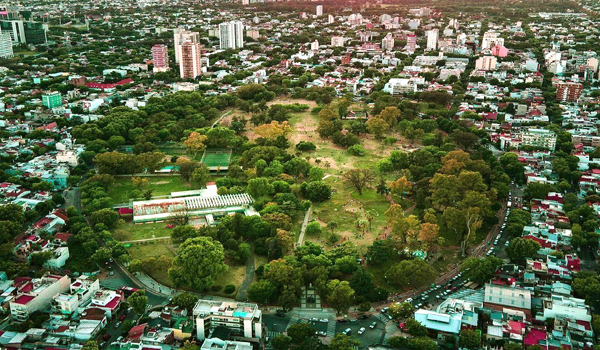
[347,144,365,156]
[296,141,317,152]
[306,221,322,235]
[224,285,236,294]
[211,285,222,292]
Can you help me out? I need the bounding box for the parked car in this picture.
[344,328,351,335]
[115,322,121,328]
[358,327,366,335]
[370,322,377,329]
[315,331,327,337]
[320,318,329,323]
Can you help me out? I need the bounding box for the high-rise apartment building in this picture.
[151,44,169,73]
[0,32,13,59]
[406,33,417,53]
[316,5,323,16]
[179,39,202,79]
[219,21,244,50]
[481,31,504,50]
[173,28,198,63]
[426,28,438,51]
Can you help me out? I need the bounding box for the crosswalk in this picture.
[374,313,391,324]
[326,320,336,337]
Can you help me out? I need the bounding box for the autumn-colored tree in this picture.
[418,223,440,252]
[385,204,420,244]
[378,106,401,127]
[131,176,148,190]
[390,176,412,198]
[318,107,338,121]
[366,117,389,139]
[275,229,294,255]
[184,132,208,158]
[254,121,293,140]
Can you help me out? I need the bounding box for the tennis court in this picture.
[201,148,232,170]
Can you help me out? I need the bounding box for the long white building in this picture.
[193,300,262,343]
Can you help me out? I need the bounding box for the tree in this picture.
[254,121,293,140]
[404,318,428,337]
[388,302,414,319]
[177,159,202,181]
[390,176,412,198]
[278,285,298,311]
[418,223,440,252]
[247,280,277,304]
[247,177,273,198]
[329,334,360,350]
[81,341,99,350]
[378,106,401,127]
[459,329,481,349]
[462,256,503,284]
[184,132,208,158]
[172,292,199,312]
[326,279,355,315]
[271,334,292,350]
[366,117,389,139]
[89,208,119,229]
[131,176,148,190]
[169,237,228,290]
[286,323,315,344]
[29,251,52,267]
[301,181,332,202]
[128,259,142,274]
[128,290,148,314]
[343,169,375,195]
[385,259,435,289]
[306,221,322,235]
[506,238,541,265]
[190,164,210,189]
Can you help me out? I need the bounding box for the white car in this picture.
[358,327,366,335]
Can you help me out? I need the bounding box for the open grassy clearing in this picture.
[127,242,176,287]
[212,264,246,297]
[109,176,189,205]
[112,221,173,241]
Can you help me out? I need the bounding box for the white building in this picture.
[381,33,394,50]
[0,32,13,59]
[328,15,334,24]
[383,78,420,94]
[331,36,345,47]
[521,128,557,151]
[201,338,253,350]
[481,31,504,50]
[310,40,319,51]
[426,29,438,51]
[219,21,244,50]
[10,275,71,322]
[316,5,323,16]
[537,295,591,322]
[193,300,262,343]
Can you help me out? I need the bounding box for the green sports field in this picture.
[201,148,232,169]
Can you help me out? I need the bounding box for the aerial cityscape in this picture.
[0,0,599,350]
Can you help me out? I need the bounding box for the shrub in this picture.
[296,141,317,152]
[224,285,236,294]
[347,144,365,156]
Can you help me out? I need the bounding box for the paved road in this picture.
[236,251,256,302]
[63,187,81,212]
[297,206,312,247]
[100,261,169,306]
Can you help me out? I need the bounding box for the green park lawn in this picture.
[109,176,189,205]
[212,264,246,297]
[127,241,176,287]
[112,221,173,241]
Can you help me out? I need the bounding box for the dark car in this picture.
[358,314,369,320]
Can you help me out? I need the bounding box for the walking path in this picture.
[212,110,232,128]
[119,236,171,244]
[297,206,313,247]
[236,251,256,302]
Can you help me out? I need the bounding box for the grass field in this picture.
[112,222,173,241]
[201,148,232,167]
[212,264,246,297]
[127,242,176,287]
[109,176,189,205]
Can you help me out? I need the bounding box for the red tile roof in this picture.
[14,295,35,304]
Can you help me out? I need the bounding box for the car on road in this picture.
[381,307,389,313]
[370,322,377,329]
[315,331,327,337]
[494,239,498,245]
[320,318,329,323]
[103,333,111,341]
[358,327,366,335]
[310,318,319,322]
[404,298,413,303]
[275,310,286,317]
[343,328,351,335]
[109,271,114,276]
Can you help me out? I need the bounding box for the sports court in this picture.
[201,148,232,171]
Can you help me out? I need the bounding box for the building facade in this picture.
[0,32,13,58]
[193,300,262,343]
[554,82,583,102]
[219,21,244,50]
[426,28,438,51]
[152,44,169,73]
[42,92,63,109]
